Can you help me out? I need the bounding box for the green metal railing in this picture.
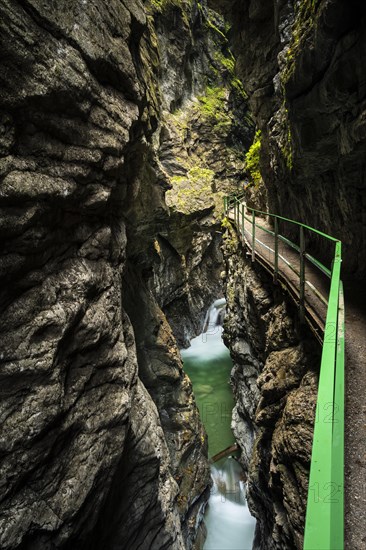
[224,194,345,550]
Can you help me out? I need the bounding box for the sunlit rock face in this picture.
[222,226,320,550]
[150,2,254,348]
[209,0,366,278]
[0,1,211,548]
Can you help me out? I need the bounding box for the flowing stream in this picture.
[181,299,256,550]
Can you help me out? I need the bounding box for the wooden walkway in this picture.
[228,204,366,549]
[228,207,329,341]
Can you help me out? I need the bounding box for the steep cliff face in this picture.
[122,263,211,548]
[222,225,320,549]
[3,0,351,548]
[151,3,254,346]
[0,1,211,548]
[210,0,366,278]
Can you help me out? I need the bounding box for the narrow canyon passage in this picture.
[181,300,256,550]
[0,0,365,549]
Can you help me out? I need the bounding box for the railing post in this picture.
[274,217,279,282]
[251,209,255,262]
[224,196,227,214]
[299,225,305,322]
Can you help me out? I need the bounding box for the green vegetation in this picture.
[282,0,321,85]
[162,4,250,217]
[206,17,227,41]
[150,0,170,12]
[150,0,181,12]
[197,86,231,129]
[187,166,215,183]
[221,216,231,230]
[149,0,193,25]
[171,166,214,189]
[281,125,294,171]
[277,103,294,172]
[168,166,215,213]
[222,222,239,257]
[245,130,262,185]
[198,6,248,101]
[213,51,248,100]
[215,51,235,74]
[231,77,248,98]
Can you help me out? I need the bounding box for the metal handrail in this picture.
[224,194,345,550]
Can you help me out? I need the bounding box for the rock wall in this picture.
[0,1,212,548]
[223,225,321,549]
[151,2,254,346]
[122,263,211,548]
[1,0,341,548]
[209,0,366,278]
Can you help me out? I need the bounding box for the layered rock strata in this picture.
[0,1,213,548]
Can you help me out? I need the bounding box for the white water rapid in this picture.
[204,458,256,550]
[181,298,256,549]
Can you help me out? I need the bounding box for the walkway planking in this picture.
[228,207,330,340]
[228,204,366,549]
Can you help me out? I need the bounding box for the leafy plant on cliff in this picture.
[245,130,262,185]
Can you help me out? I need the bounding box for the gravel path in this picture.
[343,280,366,550]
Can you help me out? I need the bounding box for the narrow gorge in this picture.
[0,1,365,550]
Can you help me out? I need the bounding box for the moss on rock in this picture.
[245,129,262,185]
[197,86,231,128]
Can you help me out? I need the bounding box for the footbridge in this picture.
[224,194,345,550]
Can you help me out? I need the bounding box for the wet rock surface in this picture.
[209,0,366,277]
[223,225,320,550]
[151,2,253,347]
[0,1,213,548]
[208,2,366,546]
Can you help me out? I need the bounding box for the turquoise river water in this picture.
[181,299,256,550]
